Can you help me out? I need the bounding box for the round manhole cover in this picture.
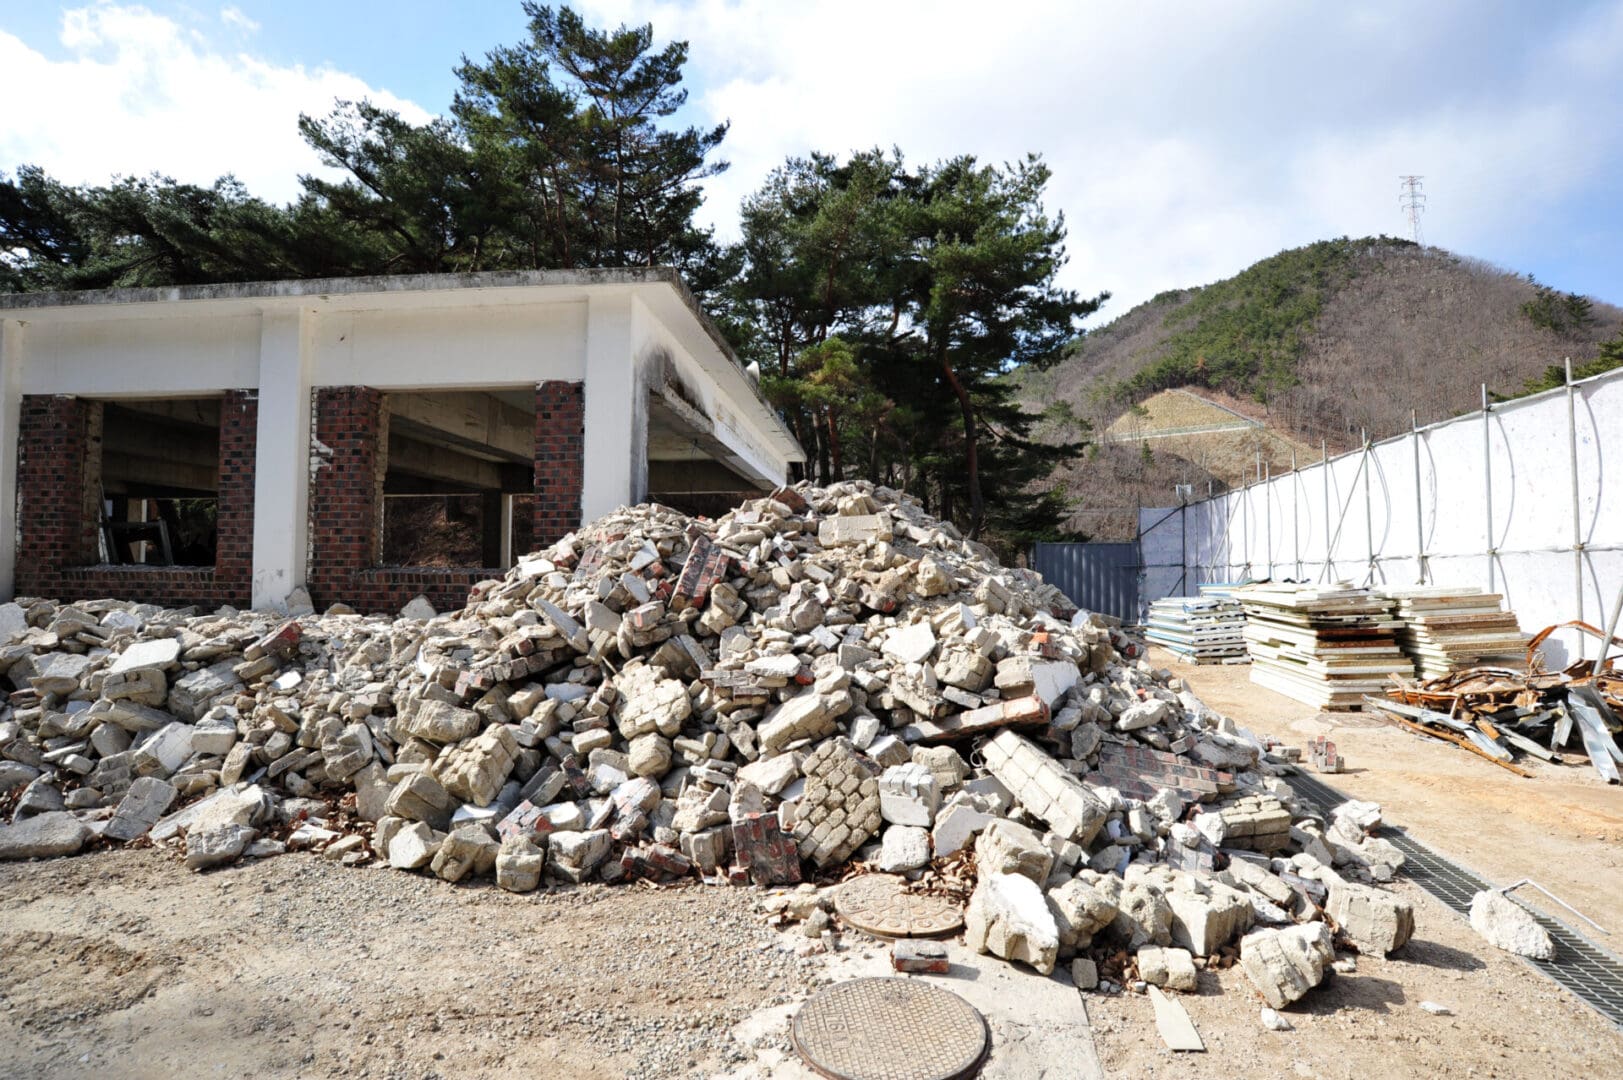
[793,977,989,1080]
[835,874,964,938]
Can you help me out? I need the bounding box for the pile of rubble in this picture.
[0,482,1417,1011]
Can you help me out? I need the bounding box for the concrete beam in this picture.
[386,391,535,462]
[106,397,223,430]
[102,454,218,495]
[647,459,765,494]
[102,408,220,473]
[0,320,23,600]
[386,432,532,493]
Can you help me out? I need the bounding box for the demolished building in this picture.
[0,269,803,614]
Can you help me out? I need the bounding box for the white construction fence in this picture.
[1140,364,1623,669]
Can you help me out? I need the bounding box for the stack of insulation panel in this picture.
[1146,584,1248,663]
[1378,587,1529,678]
[1238,583,1413,709]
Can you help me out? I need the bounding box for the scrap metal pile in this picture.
[1,483,1419,1007]
[1378,620,1623,783]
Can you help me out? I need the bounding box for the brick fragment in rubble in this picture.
[900,694,1048,744]
[791,737,882,868]
[731,812,801,885]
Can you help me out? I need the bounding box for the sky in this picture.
[2,0,1621,322]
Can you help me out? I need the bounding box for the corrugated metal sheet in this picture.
[1030,541,1141,624]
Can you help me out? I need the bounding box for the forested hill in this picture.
[1021,236,1623,450]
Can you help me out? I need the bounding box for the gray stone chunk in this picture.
[1239,922,1335,1008]
[1326,878,1414,955]
[184,824,257,871]
[0,811,91,859]
[104,777,178,841]
[1469,890,1555,960]
[964,871,1060,974]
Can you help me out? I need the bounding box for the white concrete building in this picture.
[0,269,802,613]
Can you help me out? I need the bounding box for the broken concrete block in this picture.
[0,811,91,859]
[964,871,1061,975]
[169,661,243,721]
[882,621,938,665]
[975,819,1055,884]
[133,722,195,778]
[910,745,969,790]
[104,776,177,841]
[385,771,456,831]
[1239,922,1335,1008]
[109,638,181,674]
[1469,890,1555,960]
[760,688,853,753]
[388,821,440,869]
[817,512,892,547]
[1071,957,1099,990]
[435,725,519,807]
[879,762,940,827]
[184,824,256,871]
[1137,946,1199,992]
[1047,874,1121,951]
[877,825,931,872]
[994,655,1080,707]
[1164,875,1255,957]
[431,824,500,883]
[547,829,612,882]
[395,700,481,744]
[1326,879,1414,955]
[931,801,999,857]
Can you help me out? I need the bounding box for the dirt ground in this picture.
[1151,646,1623,924]
[2,656,1619,1079]
[0,848,821,1080]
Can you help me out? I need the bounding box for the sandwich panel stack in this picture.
[1237,583,1413,709]
[1377,587,1528,678]
[1146,583,1248,663]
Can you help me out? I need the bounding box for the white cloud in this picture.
[583,0,1623,317]
[220,6,259,34]
[0,4,430,205]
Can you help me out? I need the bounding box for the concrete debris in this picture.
[1468,889,1556,960]
[964,871,1061,974]
[1239,922,1336,1008]
[0,480,1423,1002]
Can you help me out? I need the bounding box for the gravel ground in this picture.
[0,847,823,1080]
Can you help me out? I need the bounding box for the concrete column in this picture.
[581,293,638,522]
[0,320,22,601]
[250,309,313,610]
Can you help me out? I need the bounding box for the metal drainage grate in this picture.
[1288,771,1623,1030]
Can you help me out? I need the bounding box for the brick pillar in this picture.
[14,395,102,598]
[307,387,387,608]
[534,381,585,547]
[214,390,258,606]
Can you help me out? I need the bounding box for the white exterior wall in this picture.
[0,277,799,607]
[1139,366,1623,667]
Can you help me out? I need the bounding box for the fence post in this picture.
[1482,384,1495,592]
[1362,429,1375,586]
[1411,409,1426,584]
[1291,449,1301,579]
[1566,358,1583,622]
[1265,464,1273,580]
[1321,439,1332,582]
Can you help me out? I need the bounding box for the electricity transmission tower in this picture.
[1399,175,1426,244]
